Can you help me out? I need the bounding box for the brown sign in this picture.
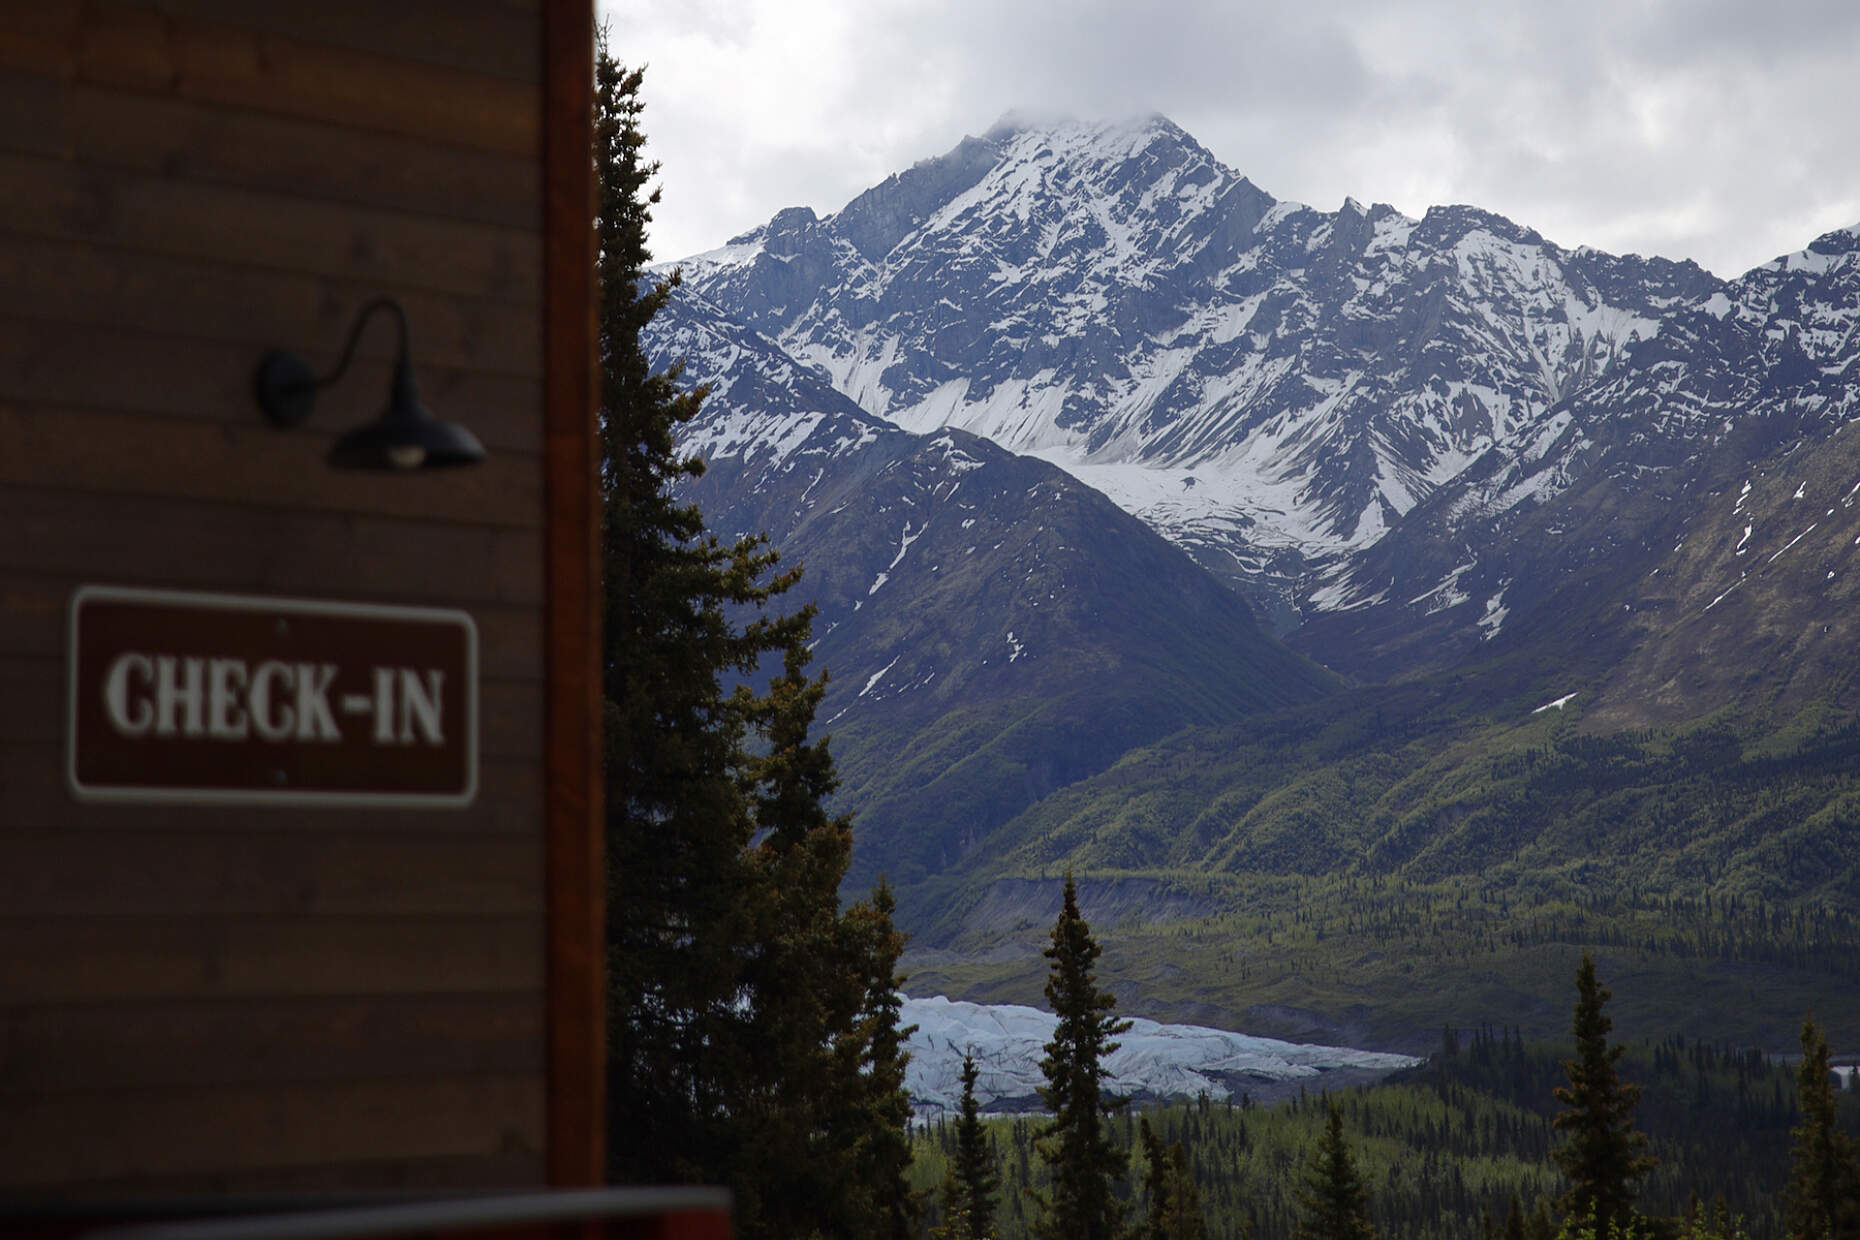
[68,586,477,807]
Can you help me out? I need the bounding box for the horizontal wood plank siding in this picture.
[112,0,545,83]
[1,1074,546,1187]
[0,316,546,452]
[0,234,542,375]
[0,917,545,1005]
[0,832,544,919]
[0,5,540,156]
[0,746,546,837]
[0,71,541,230]
[0,402,544,528]
[0,993,545,1096]
[0,149,544,304]
[0,492,546,605]
[0,0,581,1194]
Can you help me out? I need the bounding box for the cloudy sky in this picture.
[602,0,1860,280]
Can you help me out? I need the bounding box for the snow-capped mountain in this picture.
[639,115,1860,857]
[644,284,1336,887]
[669,114,1720,629]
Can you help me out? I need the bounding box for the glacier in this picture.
[902,994,1420,1118]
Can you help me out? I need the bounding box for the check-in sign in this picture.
[68,587,477,807]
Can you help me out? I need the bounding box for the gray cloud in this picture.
[887,0,1377,118]
[1621,0,1860,68]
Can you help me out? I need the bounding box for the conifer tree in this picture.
[1033,873,1131,1240]
[1784,1018,1860,1240]
[1167,1140,1205,1239]
[593,50,914,1240]
[1525,1199,1557,1240]
[840,880,920,1240]
[1141,1117,1211,1240]
[1552,953,1655,1238]
[1140,1117,1171,1240]
[598,43,784,1199]
[936,1053,1001,1239]
[1295,1102,1378,1240]
[946,1053,1002,1238]
[1503,1192,1527,1240]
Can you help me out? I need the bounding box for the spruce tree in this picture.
[1551,953,1655,1238]
[1163,1141,1209,1240]
[593,50,914,1240]
[598,43,785,1198]
[939,1053,1001,1240]
[1141,1117,1211,1240]
[1033,873,1131,1240]
[1784,1018,1860,1240]
[1140,1117,1171,1240]
[1503,1192,1527,1240]
[1294,1102,1377,1240]
[839,880,920,1240]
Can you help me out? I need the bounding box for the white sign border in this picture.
[66,584,480,810]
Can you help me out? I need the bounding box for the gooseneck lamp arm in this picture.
[254,297,486,471]
[255,297,409,430]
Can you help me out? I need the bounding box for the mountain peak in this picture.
[1808,220,1860,256]
[978,110,1206,168]
[982,107,1072,141]
[1755,221,1860,278]
[985,107,1183,141]
[1415,202,1545,248]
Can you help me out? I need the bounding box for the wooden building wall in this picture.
[0,0,600,1193]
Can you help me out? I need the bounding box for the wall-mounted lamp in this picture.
[255,297,487,470]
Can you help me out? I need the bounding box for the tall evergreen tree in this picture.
[1784,1018,1860,1240]
[1503,1192,1528,1240]
[1295,1102,1378,1240]
[838,880,920,1240]
[594,50,913,1240]
[938,1053,1001,1240]
[1140,1117,1171,1240]
[1552,953,1655,1238]
[1141,1117,1211,1240]
[1032,873,1131,1240]
[597,42,783,1197]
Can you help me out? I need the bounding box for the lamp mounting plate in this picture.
[255,351,317,428]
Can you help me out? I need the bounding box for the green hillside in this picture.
[896,673,1860,1051]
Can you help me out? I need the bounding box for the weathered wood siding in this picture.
[0,0,597,1192]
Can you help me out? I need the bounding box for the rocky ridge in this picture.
[668,114,1723,634]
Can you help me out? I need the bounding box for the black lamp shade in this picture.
[327,401,487,471]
